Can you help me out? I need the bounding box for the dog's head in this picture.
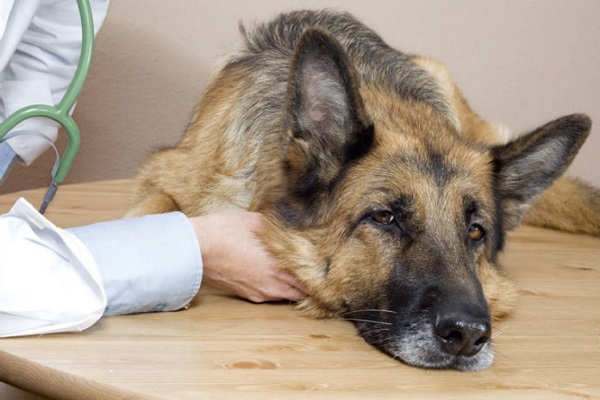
[258,28,591,371]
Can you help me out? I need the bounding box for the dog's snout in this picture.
[434,315,491,357]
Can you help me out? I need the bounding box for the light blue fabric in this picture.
[68,212,202,316]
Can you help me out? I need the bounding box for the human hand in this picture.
[190,211,309,303]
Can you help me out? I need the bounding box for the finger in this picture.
[284,286,309,302]
[274,269,310,294]
[249,280,309,303]
[258,286,307,303]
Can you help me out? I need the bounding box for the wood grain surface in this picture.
[0,180,599,399]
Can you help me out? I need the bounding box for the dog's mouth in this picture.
[349,311,494,371]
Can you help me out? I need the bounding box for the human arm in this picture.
[73,210,308,309]
[1,198,306,337]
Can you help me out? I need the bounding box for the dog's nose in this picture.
[434,315,491,357]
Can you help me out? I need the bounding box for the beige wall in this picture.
[2,0,599,194]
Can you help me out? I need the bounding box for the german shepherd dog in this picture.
[127,10,599,371]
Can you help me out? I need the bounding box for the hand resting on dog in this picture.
[191,211,309,303]
[1,201,308,338]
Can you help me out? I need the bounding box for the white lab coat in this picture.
[0,1,202,338]
[0,0,109,164]
[0,198,202,337]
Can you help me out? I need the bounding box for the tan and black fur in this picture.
[127,10,599,371]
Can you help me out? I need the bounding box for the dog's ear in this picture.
[283,28,373,197]
[493,114,591,230]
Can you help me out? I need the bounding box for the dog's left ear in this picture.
[284,28,373,196]
[493,114,591,230]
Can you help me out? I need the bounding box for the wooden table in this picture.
[0,180,599,399]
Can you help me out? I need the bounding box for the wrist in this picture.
[189,216,214,269]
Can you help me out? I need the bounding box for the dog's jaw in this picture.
[390,326,494,371]
[356,316,495,371]
[264,223,497,371]
[293,294,495,371]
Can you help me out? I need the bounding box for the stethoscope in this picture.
[0,0,94,214]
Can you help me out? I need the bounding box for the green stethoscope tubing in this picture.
[0,0,94,184]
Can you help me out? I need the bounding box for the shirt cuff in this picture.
[68,212,202,316]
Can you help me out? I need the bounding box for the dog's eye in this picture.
[372,210,395,225]
[468,224,485,241]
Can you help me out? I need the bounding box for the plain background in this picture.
[1,0,599,194]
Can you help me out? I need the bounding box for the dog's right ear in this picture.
[283,28,373,197]
[493,113,591,230]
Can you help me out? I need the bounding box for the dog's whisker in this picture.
[491,347,520,368]
[368,335,396,347]
[343,318,393,326]
[342,309,397,315]
[359,327,391,337]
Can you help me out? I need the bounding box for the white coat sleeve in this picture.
[68,212,203,316]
